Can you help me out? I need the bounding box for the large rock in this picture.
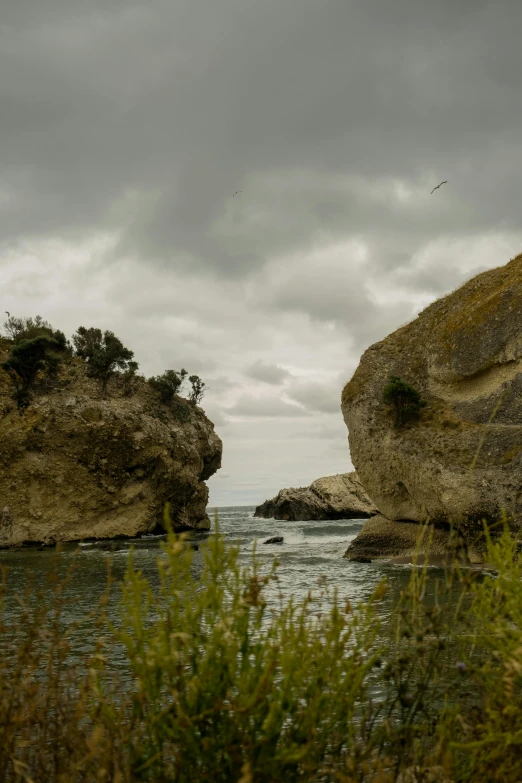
[344,515,471,564]
[0,353,222,547]
[254,472,378,521]
[342,253,522,555]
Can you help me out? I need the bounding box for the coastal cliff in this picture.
[0,345,222,547]
[254,472,377,521]
[341,253,522,559]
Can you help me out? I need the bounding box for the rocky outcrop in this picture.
[342,253,522,558]
[344,515,471,565]
[0,353,222,547]
[263,536,284,545]
[254,472,378,521]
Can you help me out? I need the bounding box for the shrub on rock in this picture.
[72,327,135,398]
[1,335,63,408]
[382,376,426,427]
[188,374,206,405]
[148,369,188,403]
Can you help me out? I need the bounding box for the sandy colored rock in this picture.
[342,253,522,556]
[344,514,473,563]
[254,472,378,521]
[0,350,222,547]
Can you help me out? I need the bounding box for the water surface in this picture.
[0,507,435,669]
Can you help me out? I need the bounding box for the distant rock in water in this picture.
[0,352,222,548]
[254,472,378,521]
[263,536,284,545]
[342,253,522,562]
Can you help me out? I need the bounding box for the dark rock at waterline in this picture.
[255,472,378,521]
[263,536,284,545]
[344,514,471,564]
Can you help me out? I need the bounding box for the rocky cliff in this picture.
[0,348,222,547]
[341,253,522,556]
[254,472,378,521]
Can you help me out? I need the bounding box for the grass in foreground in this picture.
[1,519,522,782]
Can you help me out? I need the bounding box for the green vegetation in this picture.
[1,314,207,408]
[148,370,206,408]
[148,368,188,403]
[121,360,140,397]
[3,314,68,349]
[188,373,205,404]
[2,335,64,408]
[1,315,70,407]
[2,516,522,781]
[383,376,426,427]
[72,327,136,398]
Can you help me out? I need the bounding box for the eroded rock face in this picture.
[342,253,522,547]
[254,472,378,521]
[0,358,222,547]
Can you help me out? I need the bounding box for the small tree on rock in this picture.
[188,374,206,405]
[72,327,135,398]
[1,336,62,408]
[148,369,188,404]
[383,376,426,428]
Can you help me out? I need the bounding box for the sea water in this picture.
[0,507,425,671]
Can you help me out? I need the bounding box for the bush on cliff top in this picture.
[72,327,136,398]
[148,368,188,403]
[2,513,522,781]
[2,314,68,350]
[1,314,208,408]
[188,373,206,404]
[1,335,63,408]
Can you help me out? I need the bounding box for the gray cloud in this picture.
[3,0,522,276]
[287,381,342,415]
[224,395,306,419]
[244,361,292,385]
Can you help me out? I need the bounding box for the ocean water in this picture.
[0,507,425,669]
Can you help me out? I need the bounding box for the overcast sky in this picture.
[2,0,522,506]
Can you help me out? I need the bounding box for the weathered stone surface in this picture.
[254,472,378,521]
[342,253,522,557]
[344,515,474,564]
[0,353,222,547]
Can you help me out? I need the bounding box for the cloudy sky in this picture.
[2,0,522,506]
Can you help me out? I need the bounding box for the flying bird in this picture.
[430,180,447,194]
[232,190,242,197]
[4,311,10,318]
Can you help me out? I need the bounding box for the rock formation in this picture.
[342,253,522,559]
[0,349,222,547]
[254,472,378,521]
[344,515,469,565]
[263,536,284,545]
